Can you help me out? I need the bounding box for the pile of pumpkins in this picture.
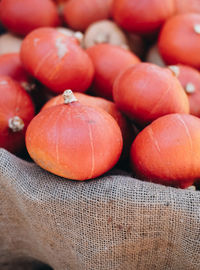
[1,0,200,190]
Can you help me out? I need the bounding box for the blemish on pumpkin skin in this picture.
[55,37,68,59]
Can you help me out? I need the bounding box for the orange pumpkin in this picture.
[112,0,175,35]
[168,64,200,117]
[0,0,60,36]
[0,76,35,153]
[20,27,94,94]
[113,63,189,126]
[63,0,113,31]
[174,0,200,14]
[86,43,140,100]
[42,92,135,160]
[158,13,200,69]
[0,53,32,89]
[26,90,123,180]
[131,113,200,188]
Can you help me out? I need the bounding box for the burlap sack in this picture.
[0,148,200,270]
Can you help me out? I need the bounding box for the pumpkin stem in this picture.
[168,65,180,77]
[185,82,195,94]
[21,81,36,92]
[194,24,200,34]
[74,31,84,43]
[63,89,77,104]
[8,116,24,132]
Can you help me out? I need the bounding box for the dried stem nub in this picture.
[8,116,24,132]
[63,90,77,104]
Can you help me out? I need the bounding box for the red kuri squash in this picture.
[113,63,189,126]
[26,90,123,180]
[20,28,94,94]
[0,0,60,36]
[112,0,175,35]
[63,0,113,31]
[168,64,200,117]
[86,43,140,100]
[0,76,35,153]
[131,113,200,188]
[158,13,200,69]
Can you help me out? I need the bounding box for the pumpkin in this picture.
[174,0,200,14]
[130,113,200,188]
[0,33,23,55]
[26,90,123,180]
[20,27,94,94]
[113,63,189,126]
[0,53,32,89]
[158,13,200,69]
[42,92,135,160]
[63,0,113,31]
[0,76,35,153]
[0,0,60,36]
[168,64,200,117]
[83,20,130,50]
[112,0,175,35]
[56,27,84,46]
[86,43,140,100]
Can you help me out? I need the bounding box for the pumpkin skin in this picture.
[41,92,134,159]
[0,53,31,86]
[112,0,175,35]
[20,27,94,94]
[174,0,200,14]
[86,43,140,100]
[158,13,200,69]
[131,113,200,188]
[0,76,35,153]
[168,64,200,117]
[113,63,189,126]
[63,0,113,31]
[26,91,123,180]
[0,0,60,36]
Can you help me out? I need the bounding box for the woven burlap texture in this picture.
[0,148,200,270]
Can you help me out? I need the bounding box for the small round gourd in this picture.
[42,92,135,160]
[158,13,200,69]
[20,27,94,94]
[0,76,35,153]
[112,0,175,35]
[0,0,60,36]
[63,0,113,31]
[86,43,140,100]
[26,90,123,180]
[113,63,189,126]
[168,64,200,117]
[131,113,200,188]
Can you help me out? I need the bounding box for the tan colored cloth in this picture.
[0,148,200,270]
